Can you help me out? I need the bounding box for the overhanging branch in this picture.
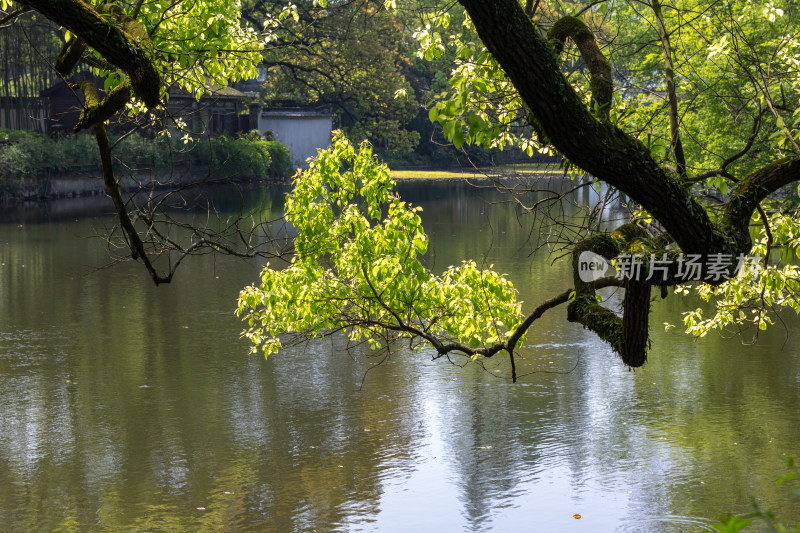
[547,16,612,119]
[93,124,172,285]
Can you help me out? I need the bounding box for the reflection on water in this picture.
[0,179,798,531]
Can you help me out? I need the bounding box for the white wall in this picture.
[257,112,332,169]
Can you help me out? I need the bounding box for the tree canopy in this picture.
[238,133,530,375]
[244,0,422,157]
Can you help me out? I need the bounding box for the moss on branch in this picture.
[55,36,86,77]
[547,16,613,119]
[568,223,652,367]
[75,78,132,132]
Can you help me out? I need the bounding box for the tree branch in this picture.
[17,0,160,108]
[93,124,172,285]
[547,16,613,119]
[75,79,132,132]
[689,107,766,184]
[54,35,86,77]
[723,157,800,252]
[0,6,32,27]
[651,0,686,176]
[360,261,627,380]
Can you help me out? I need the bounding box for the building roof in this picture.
[260,106,333,119]
[168,84,248,100]
[39,73,96,97]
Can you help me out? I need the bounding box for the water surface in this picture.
[0,180,798,532]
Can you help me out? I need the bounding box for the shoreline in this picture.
[1,164,566,202]
[390,170,564,180]
[389,163,565,180]
[1,167,289,202]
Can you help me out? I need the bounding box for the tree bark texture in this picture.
[54,36,86,77]
[621,279,651,367]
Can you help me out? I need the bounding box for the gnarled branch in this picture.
[566,224,654,366]
[547,16,612,119]
[54,36,86,77]
[75,78,132,132]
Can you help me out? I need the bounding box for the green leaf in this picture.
[452,126,465,149]
[442,120,456,139]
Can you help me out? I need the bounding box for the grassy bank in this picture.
[390,163,562,179]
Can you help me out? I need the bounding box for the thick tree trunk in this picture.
[458,0,727,255]
[621,279,651,367]
[458,0,800,365]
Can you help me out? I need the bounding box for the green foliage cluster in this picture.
[603,0,800,178]
[189,132,293,180]
[0,129,293,190]
[416,3,557,158]
[678,211,800,337]
[83,0,263,111]
[237,132,523,357]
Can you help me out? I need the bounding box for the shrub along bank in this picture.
[0,129,293,199]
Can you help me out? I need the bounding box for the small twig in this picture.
[0,6,31,26]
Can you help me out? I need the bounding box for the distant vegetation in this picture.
[0,129,293,197]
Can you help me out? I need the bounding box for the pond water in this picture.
[0,179,798,532]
